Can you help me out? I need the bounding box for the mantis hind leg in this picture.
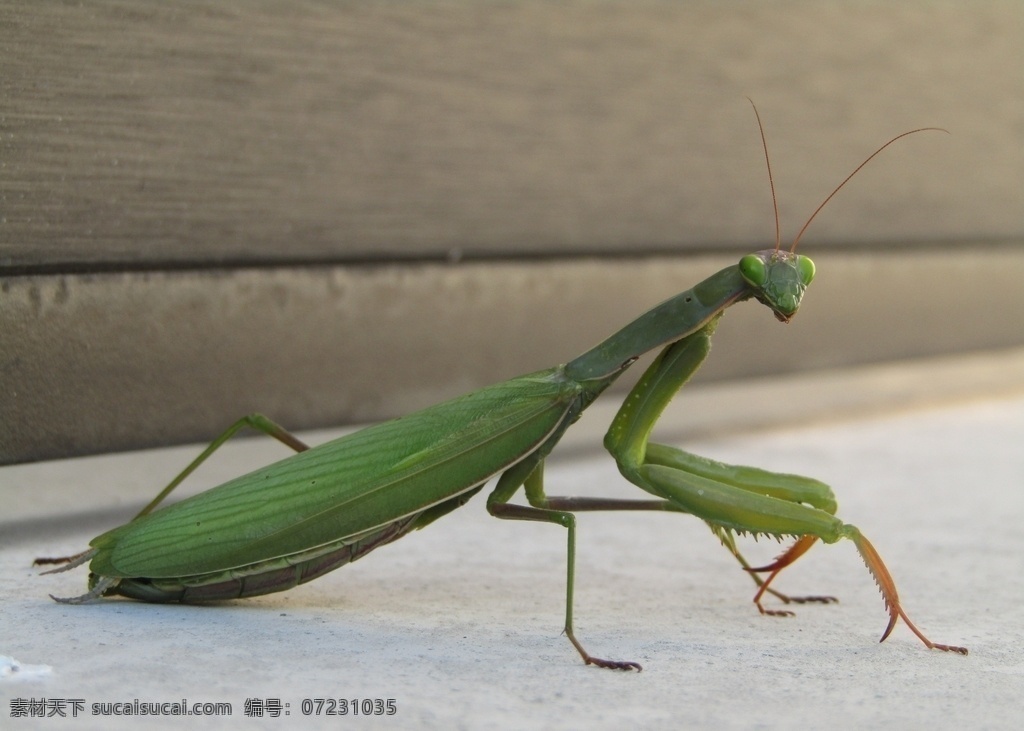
[130,413,311,520]
[34,414,310,599]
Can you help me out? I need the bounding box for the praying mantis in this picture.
[39,106,967,670]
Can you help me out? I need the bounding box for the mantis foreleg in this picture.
[604,322,966,653]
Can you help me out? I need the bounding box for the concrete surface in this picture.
[2,352,1023,729]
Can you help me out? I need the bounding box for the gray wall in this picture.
[2,1,1023,463]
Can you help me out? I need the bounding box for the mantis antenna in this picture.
[747,99,947,253]
[746,98,782,252]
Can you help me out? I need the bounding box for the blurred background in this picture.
[2,1,1022,464]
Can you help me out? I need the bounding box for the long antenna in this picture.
[747,99,781,251]
[790,127,948,252]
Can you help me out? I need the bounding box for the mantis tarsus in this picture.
[39,107,967,670]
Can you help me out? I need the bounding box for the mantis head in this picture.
[739,250,816,323]
[742,100,943,324]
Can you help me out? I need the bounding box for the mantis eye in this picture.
[797,255,816,285]
[739,254,767,287]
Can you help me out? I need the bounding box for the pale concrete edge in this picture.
[4,244,1024,465]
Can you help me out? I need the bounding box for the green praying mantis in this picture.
[39,106,967,670]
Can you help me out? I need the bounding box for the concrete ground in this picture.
[3,349,1023,730]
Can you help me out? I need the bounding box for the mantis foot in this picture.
[584,656,643,672]
[758,606,796,618]
[929,643,969,656]
[745,536,835,617]
[35,549,97,574]
[779,594,838,605]
[757,589,839,617]
[848,527,968,655]
[565,628,642,671]
[49,576,119,604]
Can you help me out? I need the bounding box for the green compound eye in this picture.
[739,254,767,287]
[797,255,816,285]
